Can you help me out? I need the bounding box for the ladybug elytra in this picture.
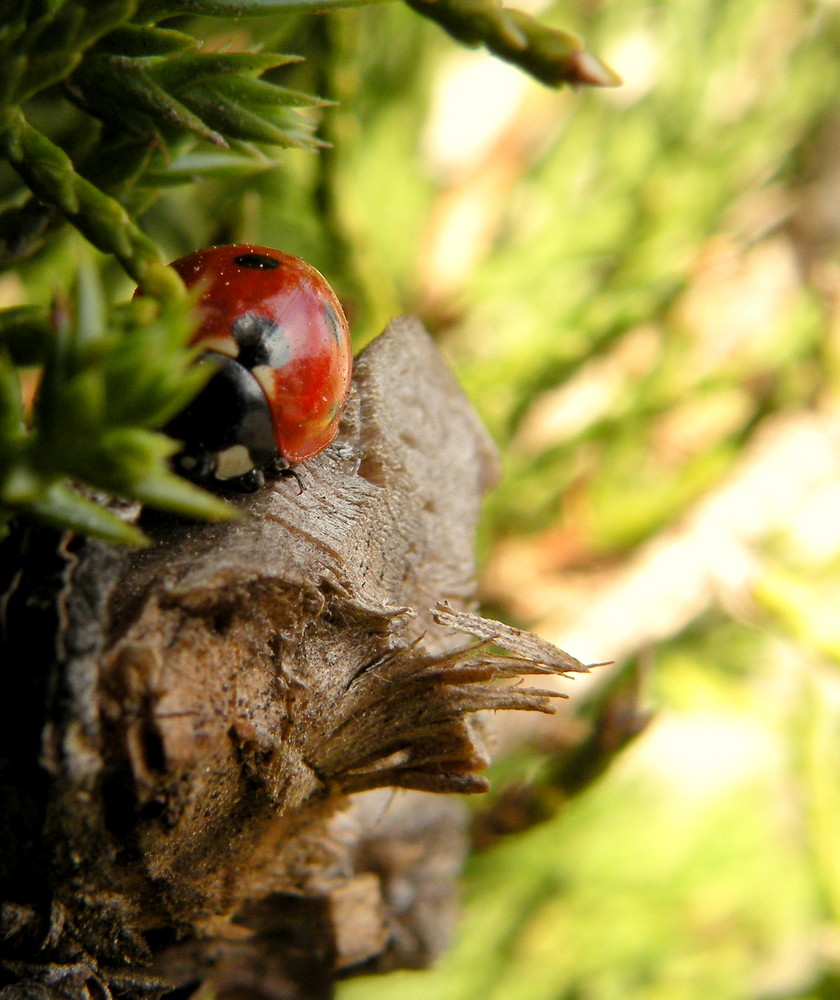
[157,244,352,492]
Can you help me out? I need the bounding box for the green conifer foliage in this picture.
[0,0,615,543]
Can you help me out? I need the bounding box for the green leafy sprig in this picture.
[404,0,620,88]
[0,261,234,545]
[0,1,335,539]
[0,1,329,274]
[0,0,616,542]
[134,0,619,88]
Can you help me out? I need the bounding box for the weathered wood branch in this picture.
[0,317,589,1000]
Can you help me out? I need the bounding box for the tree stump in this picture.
[0,317,588,1000]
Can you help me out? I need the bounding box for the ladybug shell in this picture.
[171,244,352,464]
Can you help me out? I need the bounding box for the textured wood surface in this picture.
[0,318,587,1000]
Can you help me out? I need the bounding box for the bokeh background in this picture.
[7,0,840,996]
[328,1,840,997]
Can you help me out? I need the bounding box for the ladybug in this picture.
[158,244,352,492]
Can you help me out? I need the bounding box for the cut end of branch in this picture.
[0,317,604,1000]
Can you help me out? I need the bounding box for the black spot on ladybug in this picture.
[232,312,292,369]
[233,253,281,270]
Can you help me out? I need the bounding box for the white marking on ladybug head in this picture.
[215,444,255,480]
[251,364,276,398]
[201,336,239,358]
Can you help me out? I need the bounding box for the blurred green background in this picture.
[5,0,840,996]
[330,0,840,997]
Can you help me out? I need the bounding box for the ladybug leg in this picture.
[224,468,265,493]
[175,448,217,484]
[265,456,305,494]
[279,467,305,495]
[174,448,265,493]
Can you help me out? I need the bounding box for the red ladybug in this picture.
[160,244,352,492]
